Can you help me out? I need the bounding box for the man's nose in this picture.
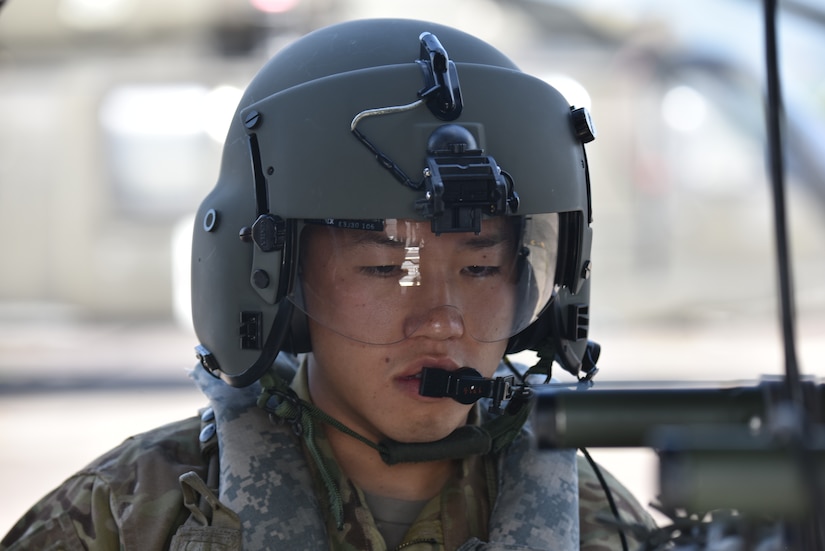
[404,304,466,340]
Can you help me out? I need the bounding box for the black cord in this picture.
[764,0,801,406]
[351,128,422,190]
[763,1,825,548]
[580,447,629,551]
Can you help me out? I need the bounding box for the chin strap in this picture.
[257,363,535,529]
[378,386,534,464]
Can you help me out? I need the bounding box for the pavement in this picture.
[1,314,823,534]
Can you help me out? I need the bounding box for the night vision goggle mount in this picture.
[351,31,520,234]
[417,125,520,234]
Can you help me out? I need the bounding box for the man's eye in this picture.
[463,265,501,277]
[361,265,403,277]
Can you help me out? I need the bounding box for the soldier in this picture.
[2,18,655,550]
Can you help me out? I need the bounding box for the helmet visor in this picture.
[289,214,558,345]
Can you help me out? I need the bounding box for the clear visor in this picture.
[289,214,558,345]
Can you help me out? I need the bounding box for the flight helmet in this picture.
[191,18,597,387]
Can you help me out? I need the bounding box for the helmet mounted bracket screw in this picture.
[239,226,253,243]
[244,110,261,129]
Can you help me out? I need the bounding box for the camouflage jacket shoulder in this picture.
[2,412,656,551]
[1,415,206,551]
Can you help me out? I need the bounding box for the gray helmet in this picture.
[191,18,597,387]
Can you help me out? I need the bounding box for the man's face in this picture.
[299,218,518,444]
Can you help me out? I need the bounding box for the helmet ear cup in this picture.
[548,281,592,378]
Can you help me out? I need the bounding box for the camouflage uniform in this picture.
[2,355,656,550]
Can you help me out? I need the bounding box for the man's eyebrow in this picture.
[350,233,408,248]
[347,231,510,249]
[461,233,509,249]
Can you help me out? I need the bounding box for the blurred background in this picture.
[2,0,824,534]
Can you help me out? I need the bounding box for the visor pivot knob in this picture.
[571,107,596,144]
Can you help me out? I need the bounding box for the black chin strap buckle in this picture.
[419,367,515,414]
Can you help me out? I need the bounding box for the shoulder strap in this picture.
[168,406,242,551]
[191,363,330,549]
[488,431,579,551]
[170,472,242,551]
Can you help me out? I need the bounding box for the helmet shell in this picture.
[192,18,594,385]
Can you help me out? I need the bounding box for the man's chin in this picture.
[385,421,466,445]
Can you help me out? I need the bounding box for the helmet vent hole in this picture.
[203,209,219,232]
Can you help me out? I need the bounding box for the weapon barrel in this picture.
[533,382,823,449]
[534,381,825,515]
